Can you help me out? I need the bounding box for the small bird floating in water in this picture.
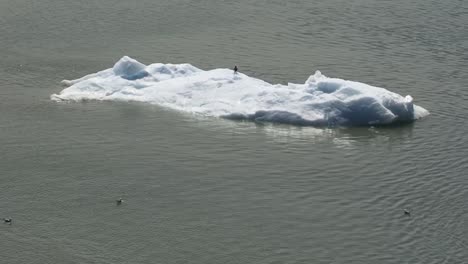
[404,209,411,216]
[116,198,124,205]
[3,218,12,224]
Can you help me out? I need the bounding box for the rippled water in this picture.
[1,0,467,263]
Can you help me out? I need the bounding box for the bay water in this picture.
[1,0,467,263]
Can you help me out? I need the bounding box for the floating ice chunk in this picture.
[51,56,429,126]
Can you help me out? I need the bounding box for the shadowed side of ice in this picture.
[51,56,429,126]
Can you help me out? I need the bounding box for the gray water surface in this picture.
[1,0,467,263]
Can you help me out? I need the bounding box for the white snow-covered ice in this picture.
[51,56,429,126]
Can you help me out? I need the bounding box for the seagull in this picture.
[116,198,124,205]
[404,209,411,216]
[3,218,12,224]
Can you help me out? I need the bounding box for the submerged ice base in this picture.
[51,56,429,126]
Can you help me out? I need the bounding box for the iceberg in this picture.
[51,56,429,126]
